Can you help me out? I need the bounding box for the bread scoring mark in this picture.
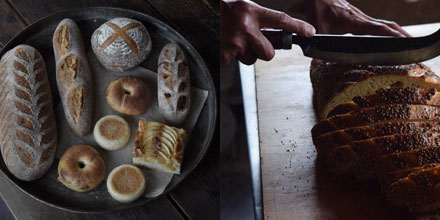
[58,54,78,90]
[55,23,70,57]
[161,72,173,90]
[15,48,29,63]
[15,143,35,168]
[100,22,141,54]
[67,86,84,124]
[13,60,29,74]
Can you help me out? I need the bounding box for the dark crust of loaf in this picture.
[314,121,440,157]
[311,104,440,138]
[326,133,440,175]
[328,88,439,117]
[386,164,440,212]
[355,147,440,180]
[309,61,437,115]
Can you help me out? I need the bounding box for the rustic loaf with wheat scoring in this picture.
[91,17,152,72]
[0,45,57,181]
[310,61,440,120]
[158,43,191,124]
[53,18,93,136]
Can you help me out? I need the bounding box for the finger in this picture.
[247,30,275,61]
[377,19,412,37]
[220,48,237,64]
[351,20,406,37]
[257,8,315,37]
[237,47,258,65]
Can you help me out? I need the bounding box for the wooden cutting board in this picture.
[255,23,440,220]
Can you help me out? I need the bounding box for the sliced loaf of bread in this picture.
[310,62,440,121]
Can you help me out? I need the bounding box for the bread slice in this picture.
[314,121,440,157]
[310,61,440,120]
[355,147,440,180]
[386,163,440,213]
[311,104,440,138]
[328,88,440,117]
[326,133,440,175]
[379,164,440,207]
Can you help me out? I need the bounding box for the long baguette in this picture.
[53,18,93,136]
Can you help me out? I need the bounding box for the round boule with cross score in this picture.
[91,17,152,72]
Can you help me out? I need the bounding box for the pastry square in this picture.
[133,120,186,174]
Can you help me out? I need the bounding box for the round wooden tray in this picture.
[0,7,216,213]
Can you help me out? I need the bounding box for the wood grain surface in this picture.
[0,1,219,220]
[255,23,440,220]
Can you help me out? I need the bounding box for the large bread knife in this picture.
[262,29,440,65]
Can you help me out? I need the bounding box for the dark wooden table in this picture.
[0,0,219,219]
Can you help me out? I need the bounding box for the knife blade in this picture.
[262,29,440,65]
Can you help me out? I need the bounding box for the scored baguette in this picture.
[314,121,440,157]
[53,18,93,136]
[310,61,440,120]
[311,104,440,138]
[326,133,440,175]
[0,45,57,181]
[328,88,440,118]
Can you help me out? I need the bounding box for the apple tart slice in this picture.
[133,120,186,174]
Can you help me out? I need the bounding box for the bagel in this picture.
[58,145,106,192]
[93,115,130,151]
[107,164,146,203]
[106,76,152,115]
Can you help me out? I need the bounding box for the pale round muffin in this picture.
[94,115,130,151]
[107,164,146,203]
[106,76,152,115]
[57,145,106,192]
[91,17,152,72]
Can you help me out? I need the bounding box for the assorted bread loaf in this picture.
[91,17,152,72]
[0,16,194,204]
[53,19,93,136]
[311,60,440,215]
[0,45,57,181]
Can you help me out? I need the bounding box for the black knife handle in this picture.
[261,30,292,50]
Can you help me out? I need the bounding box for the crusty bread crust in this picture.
[314,121,440,157]
[312,104,440,138]
[355,147,440,181]
[53,18,93,136]
[387,163,440,213]
[326,133,440,175]
[0,45,57,181]
[328,88,440,117]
